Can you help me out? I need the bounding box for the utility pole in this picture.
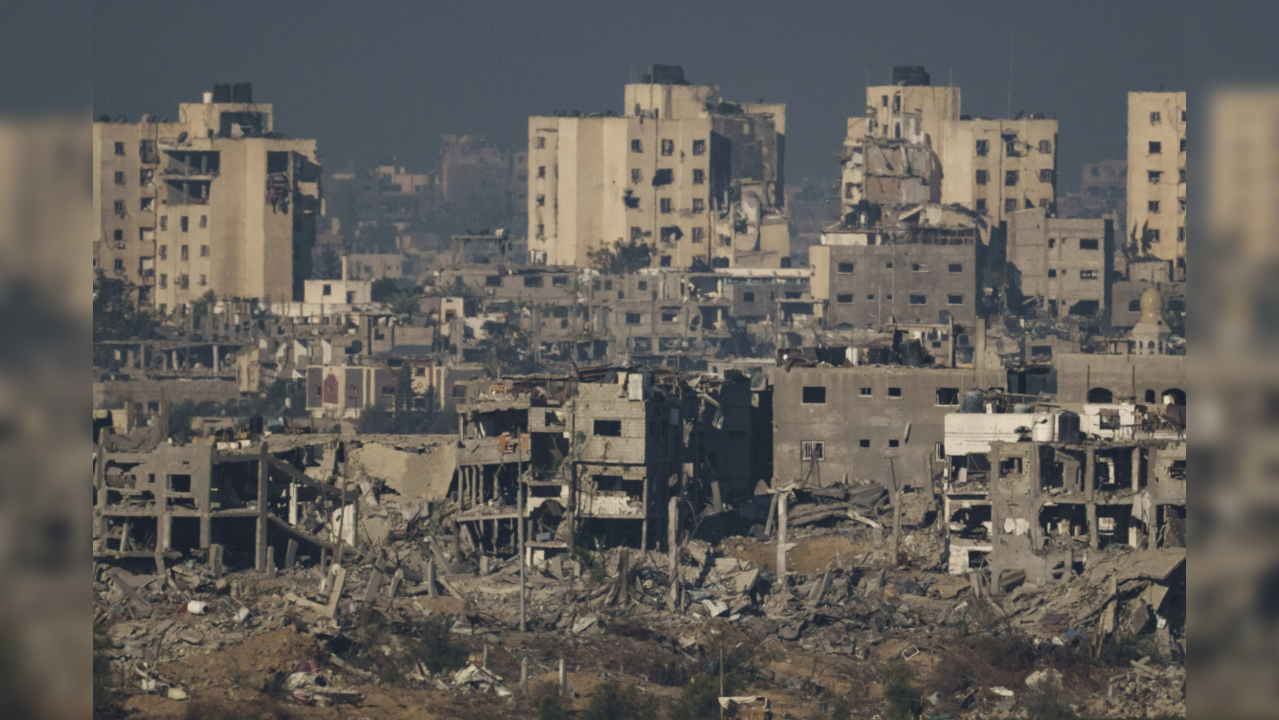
[518,446,526,632]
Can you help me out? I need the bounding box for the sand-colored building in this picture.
[1126,92,1186,263]
[842,66,1057,229]
[93,83,320,314]
[528,65,787,270]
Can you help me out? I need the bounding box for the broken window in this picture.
[1038,140,1052,154]
[660,198,672,214]
[692,168,705,185]
[625,312,641,325]
[838,262,855,274]
[975,198,987,213]
[693,139,706,155]
[909,294,927,305]
[652,168,673,186]
[180,245,189,261]
[802,386,826,404]
[1079,238,1099,250]
[114,259,125,272]
[691,227,704,243]
[836,293,853,304]
[637,281,648,291]
[1149,141,1162,154]
[692,198,704,213]
[537,166,546,178]
[1150,111,1161,124]
[631,169,641,184]
[1080,269,1098,279]
[630,226,643,240]
[594,420,622,436]
[1005,199,1018,213]
[937,388,960,405]
[1006,137,1020,156]
[160,216,167,231]
[1039,169,1053,183]
[1005,170,1019,186]
[912,263,929,273]
[801,441,824,461]
[976,170,988,185]
[1148,201,1160,213]
[159,245,167,260]
[1148,170,1162,184]
[660,226,682,242]
[113,201,124,215]
[661,310,678,322]
[536,194,545,206]
[660,139,674,156]
[523,275,544,287]
[659,255,671,267]
[975,140,989,157]
[631,139,642,153]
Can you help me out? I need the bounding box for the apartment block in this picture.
[528,65,786,270]
[94,83,320,313]
[1007,208,1113,319]
[810,226,979,328]
[1126,92,1186,263]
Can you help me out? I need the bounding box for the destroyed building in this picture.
[1007,208,1114,319]
[941,394,1185,599]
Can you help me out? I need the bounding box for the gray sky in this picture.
[93,0,1184,191]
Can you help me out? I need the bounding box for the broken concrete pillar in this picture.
[288,482,299,526]
[1131,446,1142,493]
[325,565,347,618]
[427,560,438,597]
[710,481,723,514]
[363,569,384,605]
[776,492,788,584]
[521,657,528,693]
[559,658,567,697]
[265,546,277,578]
[210,544,224,579]
[256,442,269,572]
[284,539,298,570]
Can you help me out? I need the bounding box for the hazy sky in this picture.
[93,1,1184,190]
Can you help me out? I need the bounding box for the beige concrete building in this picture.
[1126,92,1186,262]
[528,65,786,270]
[1007,208,1113,319]
[94,84,320,314]
[844,67,1057,229]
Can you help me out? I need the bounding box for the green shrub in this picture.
[417,615,467,675]
[883,662,925,720]
[582,681,658,720]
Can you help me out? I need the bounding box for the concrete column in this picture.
[521,657,528,693]
[1131,447,1141,493]
[288,482,299,526]
[256,442,270,571]
[212,344,219,373]
[776,492,788,584]
[559,658,568,697]
[1085,447,1098,549]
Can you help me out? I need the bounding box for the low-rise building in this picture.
[1007,208,1114,319]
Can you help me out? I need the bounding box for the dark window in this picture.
[976,140,989,156]
[594,420,622,436]
[638,281,648,291]
[801,441,824,461]
[537,166,545,178]
[625,312,641,325]
[947,294,963,305]
[859,439,870,448]
[631,139,642,153]
[113,259,124,271]
[909,294,927,305]
[836,293,853,304]
[692,139,706,155]
[266,151,290,174]
[976,170,988,185]
[631,169,641,184]
[888,439,900,448]
[322,284,332,296]
[888,387,902,398]
[180,216,189,232]
[523,275,544,287]
[1080,270,1099,280]
[937,388,960,405]
[692,198,704,213]
[485,275,501,287]
[660,198,672,214]
[660,139,674,156]
[113,142,125,155]
[1079,238,1099,250]
[660,256,672,268]
[1005,199,1018,212]
[114,171,125,185]
[113,200,124,214]
[1048,269,1057,278]
[1038,140,1052,153]
[976,198,987,213]
[837,262,855,274]
[1179,138,1186,153]
[743,291,755,302]
[552,275,568,286]
[859,387,871,396]
[691,227,704,243]
[1149,141,1161,154]
[535,136,546,149]
[693,168,705,184]
[1149,201,1161,213]
[802,386,827,404]
[948,263,963,273]
[1005,170,1019,186]
[180,245,189,261]
[112,229,123,241]
[1039,169,1053,183]
[1129,299,1143,312]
